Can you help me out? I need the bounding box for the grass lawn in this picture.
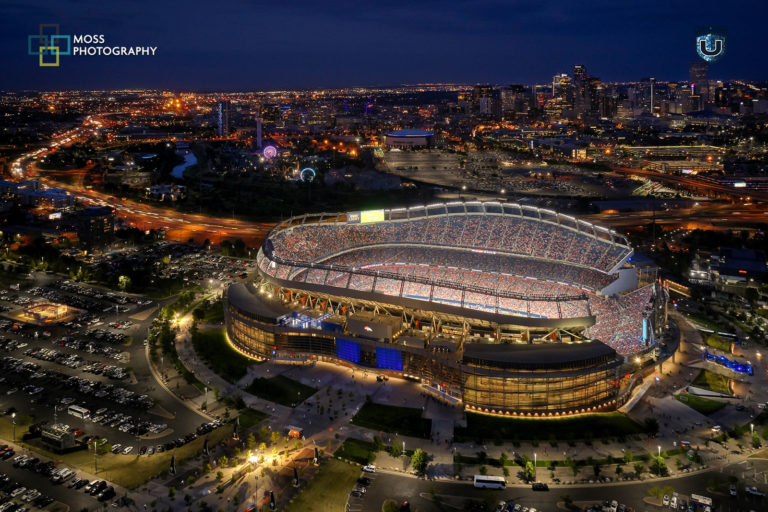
[453,412,644,442]
[283,459,361,512]
[692,369,732,395]
[333,438,377,465]
[682,312,727,332]
[703,333,732,353]
[191,328,253,382]
[238,408,269,429]
[351,402,431,439]
[201,299,224,323]
[0,418,233,489]
[676,394,727,415]
[246,375,317,407]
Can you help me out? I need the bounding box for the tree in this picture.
[499,452,509,467]
[524,460,536,482]
[217,456,229,467]
[271,431,281,445]
[382,499,399,512]
[651,456,667,476]
[168,487,176,499]
[623,450,633,464]
[204,463,212,473]
[644,417,660,437]
[615,464,623,476]
[259,426,269,440]
[118,275,131,292]
[390,436,403,457]
[634,463,646,477]
[193,307,205,321]
[411,448,428,474]
[216,471,223,482]
[247,432,256,449]
[259,442,267,451]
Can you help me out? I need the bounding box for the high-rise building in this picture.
[573,65,588,118]
[217,99,231,137]
[500,85,529,120]
[75,206,115,249]
[255,117,263,149]
[689,62,709,111]
[472,85,500,118]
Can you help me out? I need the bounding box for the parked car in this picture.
[362,465,376,473]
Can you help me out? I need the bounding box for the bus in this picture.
[473,475,506,489]
[67,405,90,420]
[690,494,712,511]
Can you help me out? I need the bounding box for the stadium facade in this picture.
[225,201,667,416]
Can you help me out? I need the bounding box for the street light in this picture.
[534,452,537,482]
[11,412,15,442]
[657,445,661,458]
[751,423,755,436]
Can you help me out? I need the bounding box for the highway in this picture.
[9,125,768,250]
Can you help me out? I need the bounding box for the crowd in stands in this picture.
[269,213,631,274]
[587,285,656,356]
[256,247,656,356]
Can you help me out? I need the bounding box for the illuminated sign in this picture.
[360,209,385,224]
[347,212,361,224]
[48,212,62,220]
[733,181,746,188]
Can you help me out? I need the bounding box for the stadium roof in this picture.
[463,340,617,369]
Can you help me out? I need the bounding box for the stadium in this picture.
[225,201,667,416]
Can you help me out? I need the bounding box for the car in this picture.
[679,500,687,511]
[745,486,765,497]
[122,446,133,455]
[663,495,670,506]
[10,486,26,497]
[729,484,737,496]
[670,496,678,509]
[68,478,81,489]
[90,480,107,496]
[711,425,721,432]
[74,479,88,490]
[98,486,115,501]
[495,502,507,512]
[356,477,371,486]
[532,482,549,491]
[362,465,376,473]
[1,451,14,460]
[350,490,363,498]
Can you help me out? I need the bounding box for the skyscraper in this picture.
[217,99,231,137]
[573,65,588,118]
[689,62,709,111]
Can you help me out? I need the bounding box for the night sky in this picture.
[1,0,766,91]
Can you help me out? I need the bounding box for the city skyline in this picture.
[2,0,767,91]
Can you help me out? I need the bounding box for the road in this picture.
[360,460,768,512]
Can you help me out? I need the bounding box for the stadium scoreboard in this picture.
[348,209,386,224]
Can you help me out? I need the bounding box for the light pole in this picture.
[534,452,537,482]
[751,423,755,436]
[657,445,661,458]
[11,413,15,442]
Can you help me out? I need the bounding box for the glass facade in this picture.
[226,294,622,415]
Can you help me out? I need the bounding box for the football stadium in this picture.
[225,201,668,416]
